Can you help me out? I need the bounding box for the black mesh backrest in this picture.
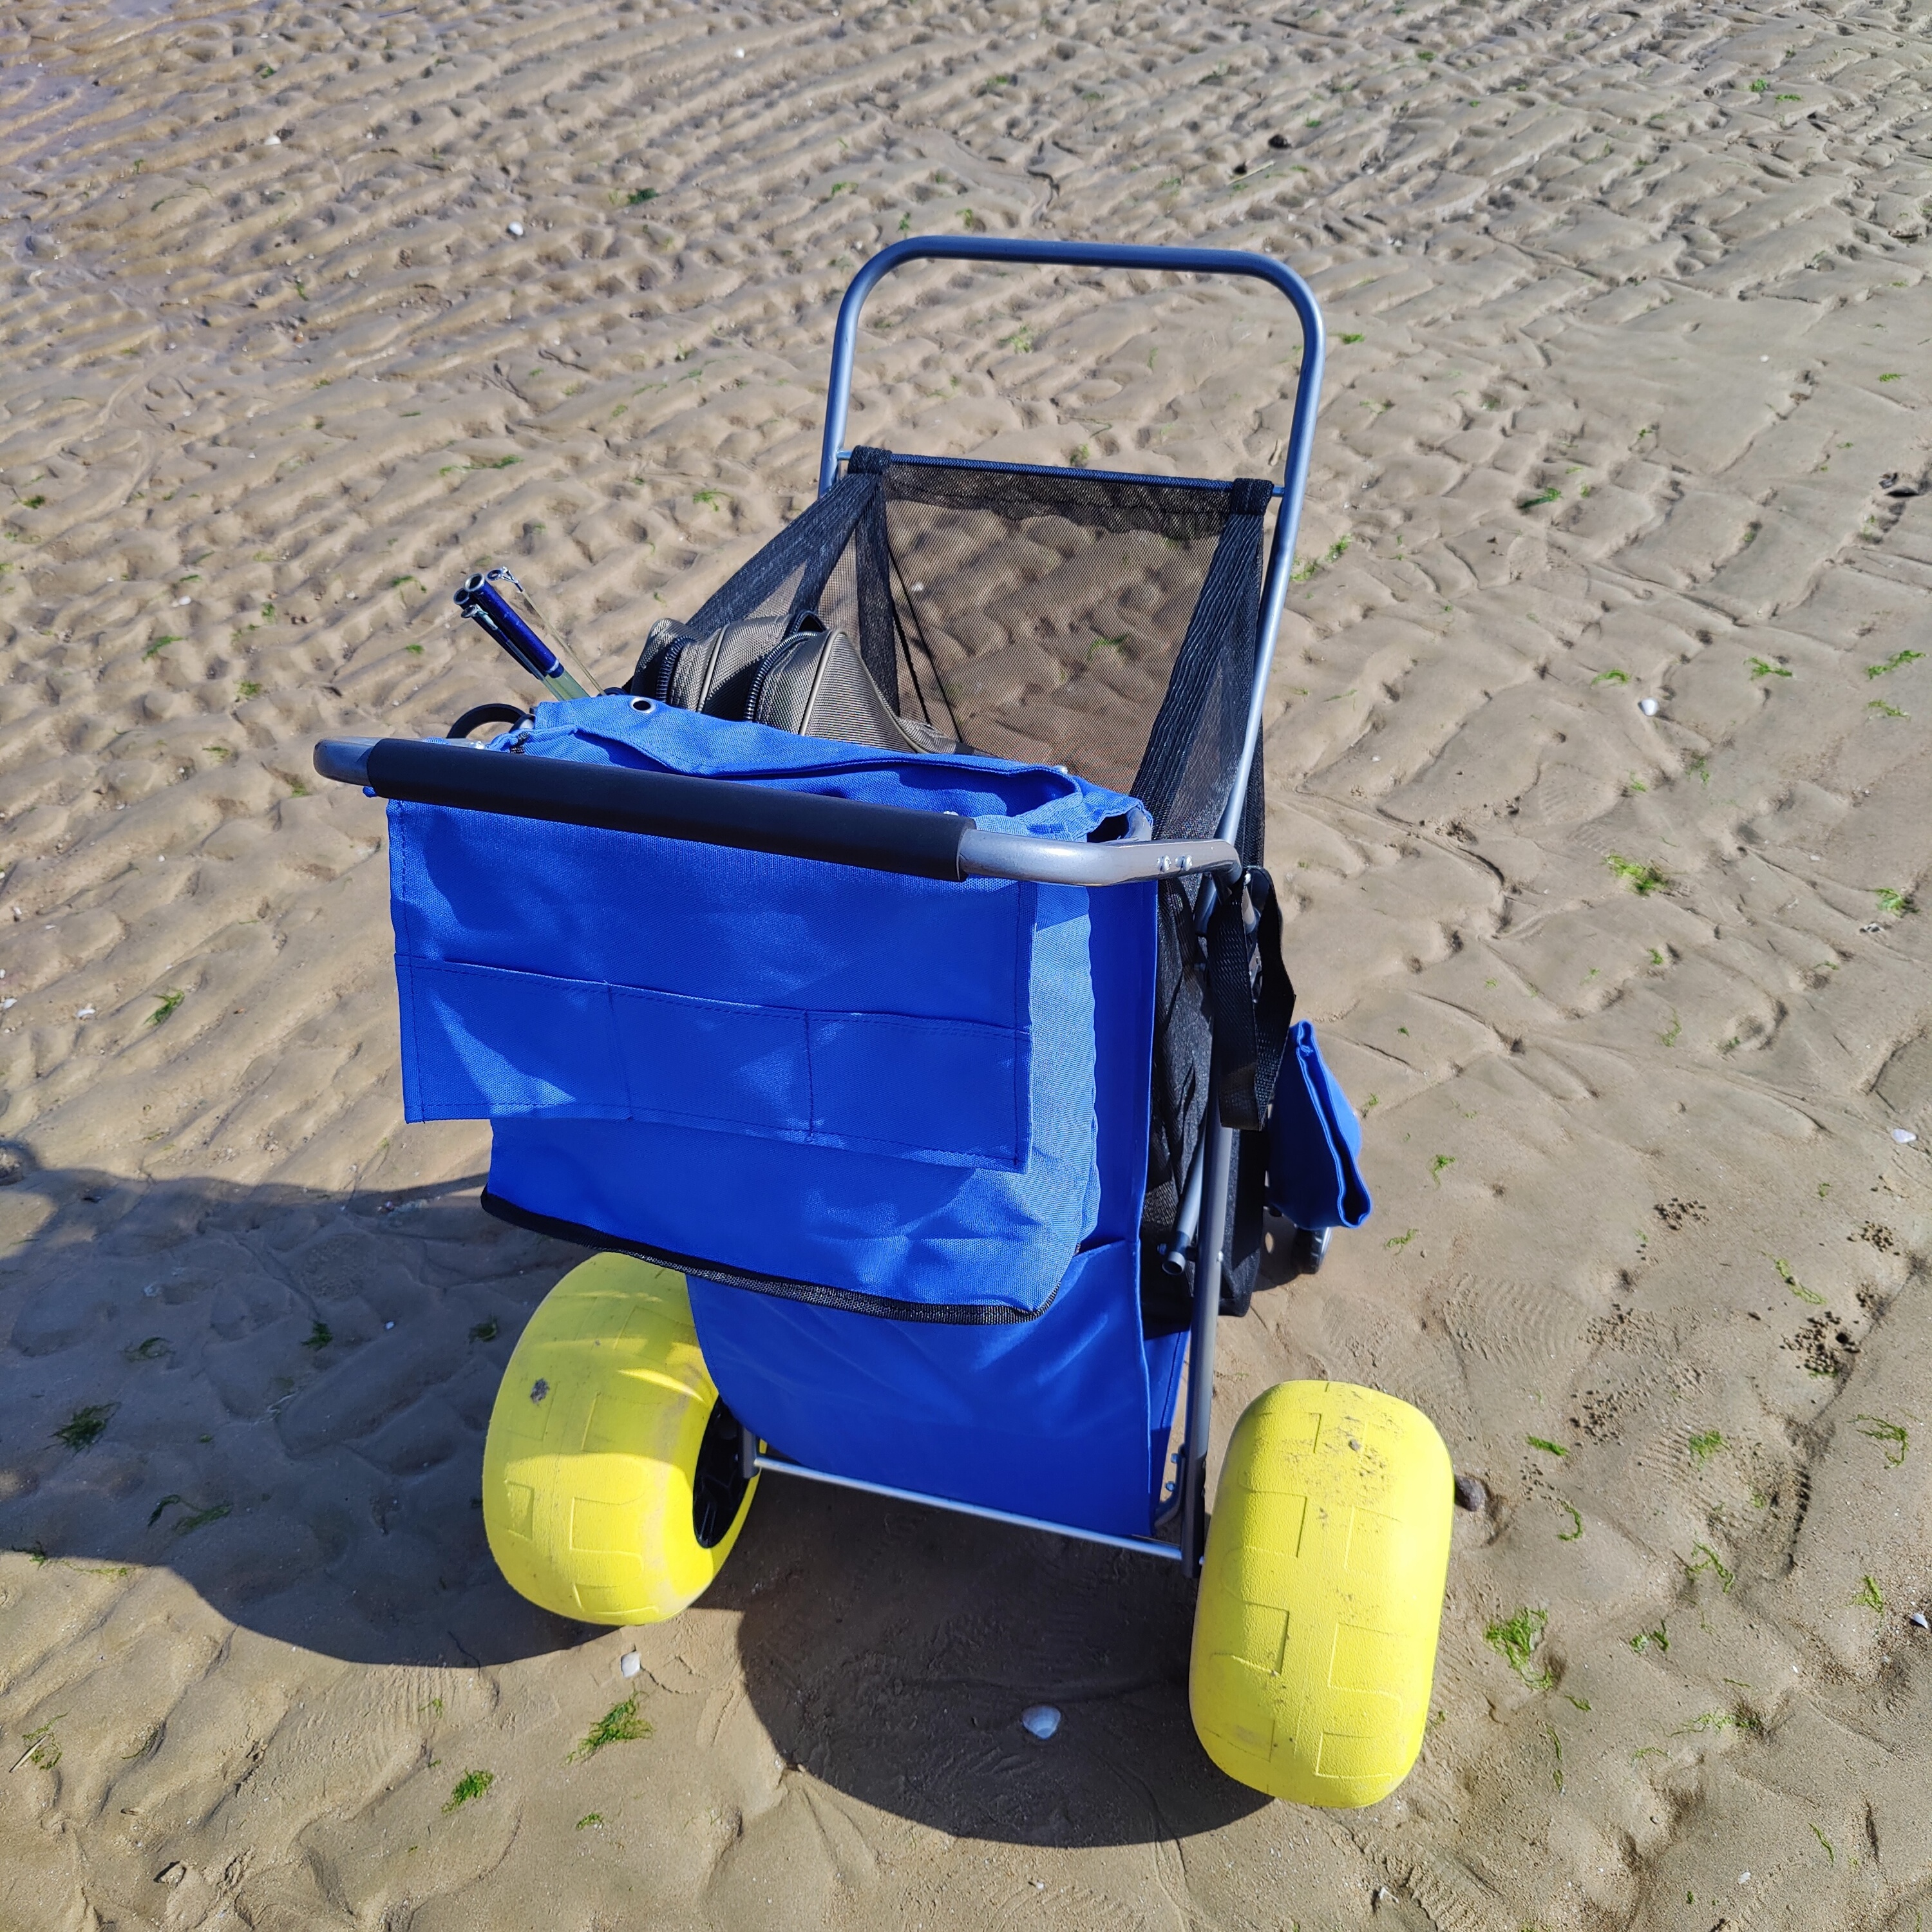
[820,453,1265,801]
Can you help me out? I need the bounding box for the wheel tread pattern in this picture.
[481,1253,757,1625]
[1189,1379,1452,1808]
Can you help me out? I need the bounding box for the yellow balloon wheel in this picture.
[481,1252,757,1625]
[1189,1379,1452,1808]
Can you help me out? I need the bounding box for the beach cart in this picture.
[315,238,1453,1808]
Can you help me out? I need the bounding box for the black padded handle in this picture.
[359,737,973,880]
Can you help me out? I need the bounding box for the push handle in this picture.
[312,737,1241,887]
[321,735,971,880]
[818,236,1325,497]
[816,236,1327,849]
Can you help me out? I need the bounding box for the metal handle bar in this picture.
[817,236,1326,848]
[314,737,1239,887]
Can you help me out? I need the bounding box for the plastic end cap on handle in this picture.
[314,737,378,785]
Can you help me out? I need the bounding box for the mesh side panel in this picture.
[882,501,1226,793]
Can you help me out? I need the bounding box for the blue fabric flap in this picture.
[1264,1019,1372,1231]
[388,697,1153,1315]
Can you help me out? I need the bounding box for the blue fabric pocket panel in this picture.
[401,960,628,1119]
[612,983,810,1135]
[399,958,1028,1170]
[807,1010,1027,1167]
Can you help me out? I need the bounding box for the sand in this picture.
[2,0,1930,1924]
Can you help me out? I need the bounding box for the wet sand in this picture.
[3,1,1930,1926]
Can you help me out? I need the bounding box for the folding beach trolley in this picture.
[316,240,1454,1808]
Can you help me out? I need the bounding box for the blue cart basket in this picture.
[316,240,1452,1810]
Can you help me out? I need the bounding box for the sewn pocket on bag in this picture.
[397,957,1030,1170]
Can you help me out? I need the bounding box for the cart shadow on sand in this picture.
[0,1144,1273,1844]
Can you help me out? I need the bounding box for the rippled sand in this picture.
[3,1,1931,1926]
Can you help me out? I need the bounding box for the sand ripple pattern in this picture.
[3,0,1931,1926]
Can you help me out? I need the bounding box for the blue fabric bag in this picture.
[1264,1019,1372,1230]
[384,696,1180,1535]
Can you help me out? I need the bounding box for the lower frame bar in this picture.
[752,1452,1185,1564]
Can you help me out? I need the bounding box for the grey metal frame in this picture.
[749,1450,1187,1564]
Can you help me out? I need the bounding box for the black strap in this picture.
[446,702,530,741]
[1209,867,1295,1133]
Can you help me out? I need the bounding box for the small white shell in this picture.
[1020,1704,1061,1740]
[1893,1128,1918,1144]
[507,220,525,237]
[619,1650,642,1679]
[1638,697,1660,716]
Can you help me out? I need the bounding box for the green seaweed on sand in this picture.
[1875,887,1917,916]
[1485,1607,1552,1689]
[569,1694,651,1763]
[1854,1416,1908,1466]
[1607,855,1667,895]
[1630,1623,1668,1654]
[1685,1542,1734,1593]
[1868,649,1922,677]
[303,1319,334,1350]
[54,1405,117,1452]
[1680,1708,1761,1736]
[1528,1435,1568,1459]
[1689,1430,1723,1464]
[14,1717,63,1771]
[1855,1574,1884,1613]
[444,1768,495,1812]
[1291,534,1352,582]
[1774,1258,1824,1305]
